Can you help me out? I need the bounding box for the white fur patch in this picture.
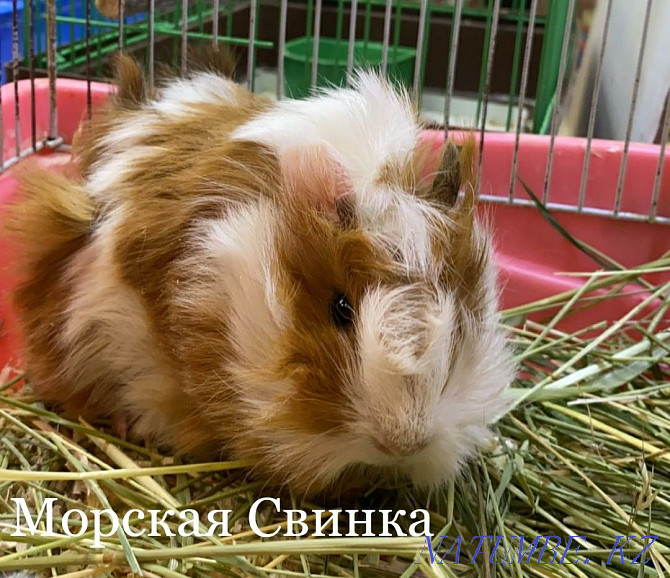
[87,145,162,200]
[358,188,449,276]
[152,73,239,115]
[178,200,290,411]
[233,72,418,192]
[59,207,180,439]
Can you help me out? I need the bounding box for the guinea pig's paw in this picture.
[111,411,133,442]
[479,434,500,454]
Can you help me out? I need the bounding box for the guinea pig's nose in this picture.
[372,435,430,457]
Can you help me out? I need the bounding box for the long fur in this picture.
[7,54,515,496]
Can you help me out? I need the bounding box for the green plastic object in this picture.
[533,0,576,134]
[283,36,416,99]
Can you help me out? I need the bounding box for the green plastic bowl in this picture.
[283,36,416,99]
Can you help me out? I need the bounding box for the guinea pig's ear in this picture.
[431,141,461,206]
[113,52,147,108]
[432,136,477,207]
[281,144,355,224]
[415,135,477,210]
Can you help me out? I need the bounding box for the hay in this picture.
[0,254,668,577]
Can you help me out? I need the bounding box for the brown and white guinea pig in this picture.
[8,53,514,495]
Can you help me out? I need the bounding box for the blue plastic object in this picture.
[0,1,23,84]
[0,0,94,84]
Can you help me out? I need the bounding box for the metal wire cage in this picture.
[1,0,669,227]
[12,0,573,132]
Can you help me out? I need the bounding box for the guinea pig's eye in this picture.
[330,293,354,329]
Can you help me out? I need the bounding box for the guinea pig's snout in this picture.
[364,382,435,460]
[371,432,431,458]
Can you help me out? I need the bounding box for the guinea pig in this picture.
[8,53,514,496]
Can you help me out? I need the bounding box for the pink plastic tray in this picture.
[0,79,668,369]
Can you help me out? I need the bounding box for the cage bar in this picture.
[481,194,669,225]
[380,0,393,75]
[508,0,538,201]
[118,0,125,48]
[541,0,576,205]
[613,0,654,216]
[46,0,57,142]
[181,0,188,74]
[86,0,92,120]
[505,4,525,132]
[346,0,359,85]
[247,0,258,91]
[578,0,613,212]
[474,0,496,128]
[412,0,428,99]
[443,0,463,137]
[277,0,288,98]
[310,0,323,91]
[533,0,572,133]
[476,0,501,186]
[27,0,36,149]
[12,0,20,158]
[650,96,670,222]
[212,0,219,45]
[149,0,155,90]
